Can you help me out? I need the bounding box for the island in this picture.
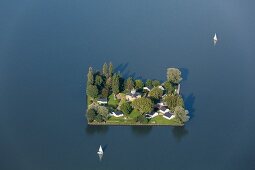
[86,62,189,126]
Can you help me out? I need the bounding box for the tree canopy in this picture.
[109,62,113,77]
[101,87,109,98]
[174,106,189,123]
[86,85,98,98]
[149,87,163,100]
[112,73,120,95]
[163,94,184,110]
[152,80,161,87]
[132,97,153,114]
[95,75,103,87]
[163,81,174,94]
[167,68,182,84]
[87,108,96,122]
[103,63,108,77]
[136,115,148,123]
[120,102,132,115]
[145,79,153,88]
[135,79,144,90]
[125,77,134,91]
[87,67,94,85]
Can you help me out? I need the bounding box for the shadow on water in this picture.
[114,63,144,81]
[172,126,189,142]
[180,68,189,81]
[114,63,129,74]
[131,126,152,136]
[85,125,109,135]
[102,144,108,152]
[184,93,195,119]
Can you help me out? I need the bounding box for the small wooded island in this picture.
[86,63,189,126]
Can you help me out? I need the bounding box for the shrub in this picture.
[87,109,97,122]
[136,115,148,124]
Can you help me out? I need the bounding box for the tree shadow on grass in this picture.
[85,125,109,135]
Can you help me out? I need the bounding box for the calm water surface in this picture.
[1,0,255,170]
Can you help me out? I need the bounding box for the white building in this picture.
[97,98,108,105]
[110,111,124,117]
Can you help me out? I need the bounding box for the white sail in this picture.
[97,145,103,154]
[213,33,217,41]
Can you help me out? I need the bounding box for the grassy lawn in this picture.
[87,96,93,106]
[128,109,140,119]
[149,115,183,126]
[106,109,140,124]
[87,94,183,126]
[108,94,119,108]
[107,116,136,124]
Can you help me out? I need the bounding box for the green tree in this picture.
[106,77,112,89]
[95,75,103,87]
[125,77,134,91]
[163,81,174,94]
[145,79,153,88]
[95,114,104,122]
[86,85,98,98]
[174,106,189,123]
[135,79,144,90]
[132,97,153,114]
[87,67,94,85]
[87,109,97,122]
[103,63,108,77]
[167,68,182,84]
[152,80,161,87]
[163,94,177,110]
[120,102,132,115]
[109,62,113,77]
[101,87,109,98]
[136,115,148,123]
[148,87,163,100]
[176,96,184,107]
[97,105,109,117]
[112,73,120,97]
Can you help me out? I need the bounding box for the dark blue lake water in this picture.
[1,0,255,169]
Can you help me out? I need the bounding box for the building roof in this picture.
[158,86,165,90]
[164,112,173,118]
[143,87,152,90]
[97,98,107,102]
[113,111,123,115]
[159,106,168,111]
[127,92,141,98]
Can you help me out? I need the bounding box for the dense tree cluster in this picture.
[174,106,190,123]
[148,87,163,100]
[85,63,188,125]
[163,94,184,111]
[135,80,144,90]
[132,97,153,114]
[86,62,119,100]
[125,77,134,92]
[167,68,182,84]
[120,102,132,115]
[87,104,109,122]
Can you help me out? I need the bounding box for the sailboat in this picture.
[213,33,218,45]
[97,145,103,155]
[214,33,218,41]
